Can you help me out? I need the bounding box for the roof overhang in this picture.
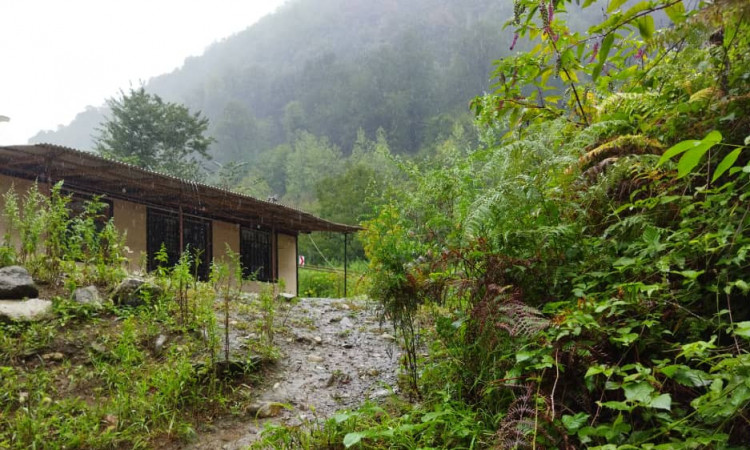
[0,144,362,234]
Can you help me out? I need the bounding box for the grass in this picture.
[298,260,369,298]
[0,285,272,449]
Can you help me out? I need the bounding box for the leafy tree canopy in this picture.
[95,87,213,181]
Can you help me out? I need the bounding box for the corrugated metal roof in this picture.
[0,143,361,234]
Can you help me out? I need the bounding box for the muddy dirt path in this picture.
[186,297,400,449]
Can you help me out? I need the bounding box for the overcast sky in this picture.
[0,0,287,145]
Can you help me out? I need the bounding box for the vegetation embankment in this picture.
[253,0,750,448]
[0,184,296,448]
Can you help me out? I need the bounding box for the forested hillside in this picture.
[32,0,515,158]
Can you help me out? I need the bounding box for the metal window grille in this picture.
[146,209,212,281]
[147,209,180,272]
[240,227,272,282]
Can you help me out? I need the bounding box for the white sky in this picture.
[0,0,287,145]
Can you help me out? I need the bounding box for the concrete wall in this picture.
[212,220,240,263]
[112,199,148,272]
[277,232,297,296]
[0,174,39,251]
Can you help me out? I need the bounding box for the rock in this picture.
[18,392,28,404]
[90,342,107,355]
[339,317,354,328]
[0,266,38,300]
[313,336,323,345]
[307,354,325,363]
[367,368,380,377]
[111,277,162,307]
[42,352,64,362]
[369,388,391,400]
[295,335,314,344]
[0,298,53,322]
[246,401,283,418]
[342,342,354,349]
[277,293,296,302]
[73,285,102,307]
[154,334,168,355]
[381,332,396,341]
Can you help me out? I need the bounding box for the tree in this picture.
[95,87,214,181]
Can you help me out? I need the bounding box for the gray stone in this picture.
[307,354,325,363]
[111,277,162,307]
[369,388,391,400]
[0,266,38,300]
[0,298,53,322]
[73,285,102,307]
[90,342,107,355]
[154,334,168,355]
[339,317,354,328]
[42,352,65,361]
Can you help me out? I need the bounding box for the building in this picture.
[0,144,360,295]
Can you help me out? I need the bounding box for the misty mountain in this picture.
[31,0,516,159]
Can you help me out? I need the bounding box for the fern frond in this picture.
[579,135,664,170]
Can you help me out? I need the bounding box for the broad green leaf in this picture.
[607,0,628,13]
[657,139,701,166]
[702,130,723,145]
[600,400,633,411]
[623,381,653,403]
[599,34,615,66]
[733,321,750,339]
[660,365,711,387]
[677,143,713,178]
[676,131,723,178]
[712,149,742,182]
[665,1,686,23]
[333,412,356,423]
[677,270,704,280]
[421,410,449,422]
[516,351,535,363]
[636,15,655,40]
[562,413,590,432]
[343,432,366,448]
[648,393,672,410]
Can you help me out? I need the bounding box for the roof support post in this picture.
[179,205,184,253]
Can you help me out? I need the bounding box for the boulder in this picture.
[111,277,163,307]
[0,298,53,322]
[73,285,102,307]
[0,266,38,300]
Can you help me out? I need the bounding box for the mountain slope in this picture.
[31,0,514,159]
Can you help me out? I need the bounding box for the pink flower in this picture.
[510,33,519,51]
[590,42,600,63]
[548,2,554,23]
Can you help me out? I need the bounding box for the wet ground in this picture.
[185,296,400,449]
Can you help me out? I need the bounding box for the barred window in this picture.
[240,227,272,282]
[147,209,211,281]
